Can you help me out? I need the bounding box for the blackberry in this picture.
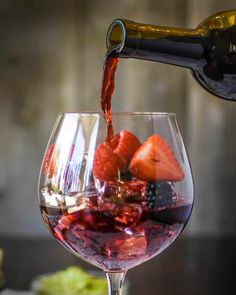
[145,181,173,209]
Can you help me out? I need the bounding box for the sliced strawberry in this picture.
[43,144,56,178]
[114,130,141,165]
[93,143,124,182]
[129,134,184,181]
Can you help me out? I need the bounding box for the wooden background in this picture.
[0,0,235,239]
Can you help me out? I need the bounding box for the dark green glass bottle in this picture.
[106,10,236,101]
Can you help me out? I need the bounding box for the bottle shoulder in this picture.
[197,9,236,31]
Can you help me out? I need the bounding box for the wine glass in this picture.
[38,112,194,295]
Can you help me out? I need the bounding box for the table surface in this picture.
[0,236,235,295]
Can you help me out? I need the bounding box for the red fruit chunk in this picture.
[129,134,184,181]
[114,130,141,165]
[116,236,147,260]
[93,143,124,182]
[43,144,55,178]
[114,203,142,227]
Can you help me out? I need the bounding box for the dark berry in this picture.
[145,181,173,209]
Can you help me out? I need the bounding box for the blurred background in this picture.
[0,0,235,293]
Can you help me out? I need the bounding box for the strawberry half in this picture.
[129,134,184,181]
[43,144,56,178]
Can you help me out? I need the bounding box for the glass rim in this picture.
[59,111,177,117]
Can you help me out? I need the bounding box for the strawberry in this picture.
[129,134,184,181]
[93,130,141,182]
[43,144,56,178]
[92,143,125,181]
[109,133,121,150]
[113,130,141,165]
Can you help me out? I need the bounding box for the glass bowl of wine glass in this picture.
[38,112,194,295]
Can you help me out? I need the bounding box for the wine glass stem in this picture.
[106,271,127,295]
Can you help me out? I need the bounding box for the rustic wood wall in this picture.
[0,0,235,237]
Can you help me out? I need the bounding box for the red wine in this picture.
[40,182,192,271]
[101,56,119,141]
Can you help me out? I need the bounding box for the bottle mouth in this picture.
[106,19,140,57]
[106,19,126,55]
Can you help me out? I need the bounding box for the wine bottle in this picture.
[106,10,236,101]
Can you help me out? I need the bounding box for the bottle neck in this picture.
[106,19,206,69]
